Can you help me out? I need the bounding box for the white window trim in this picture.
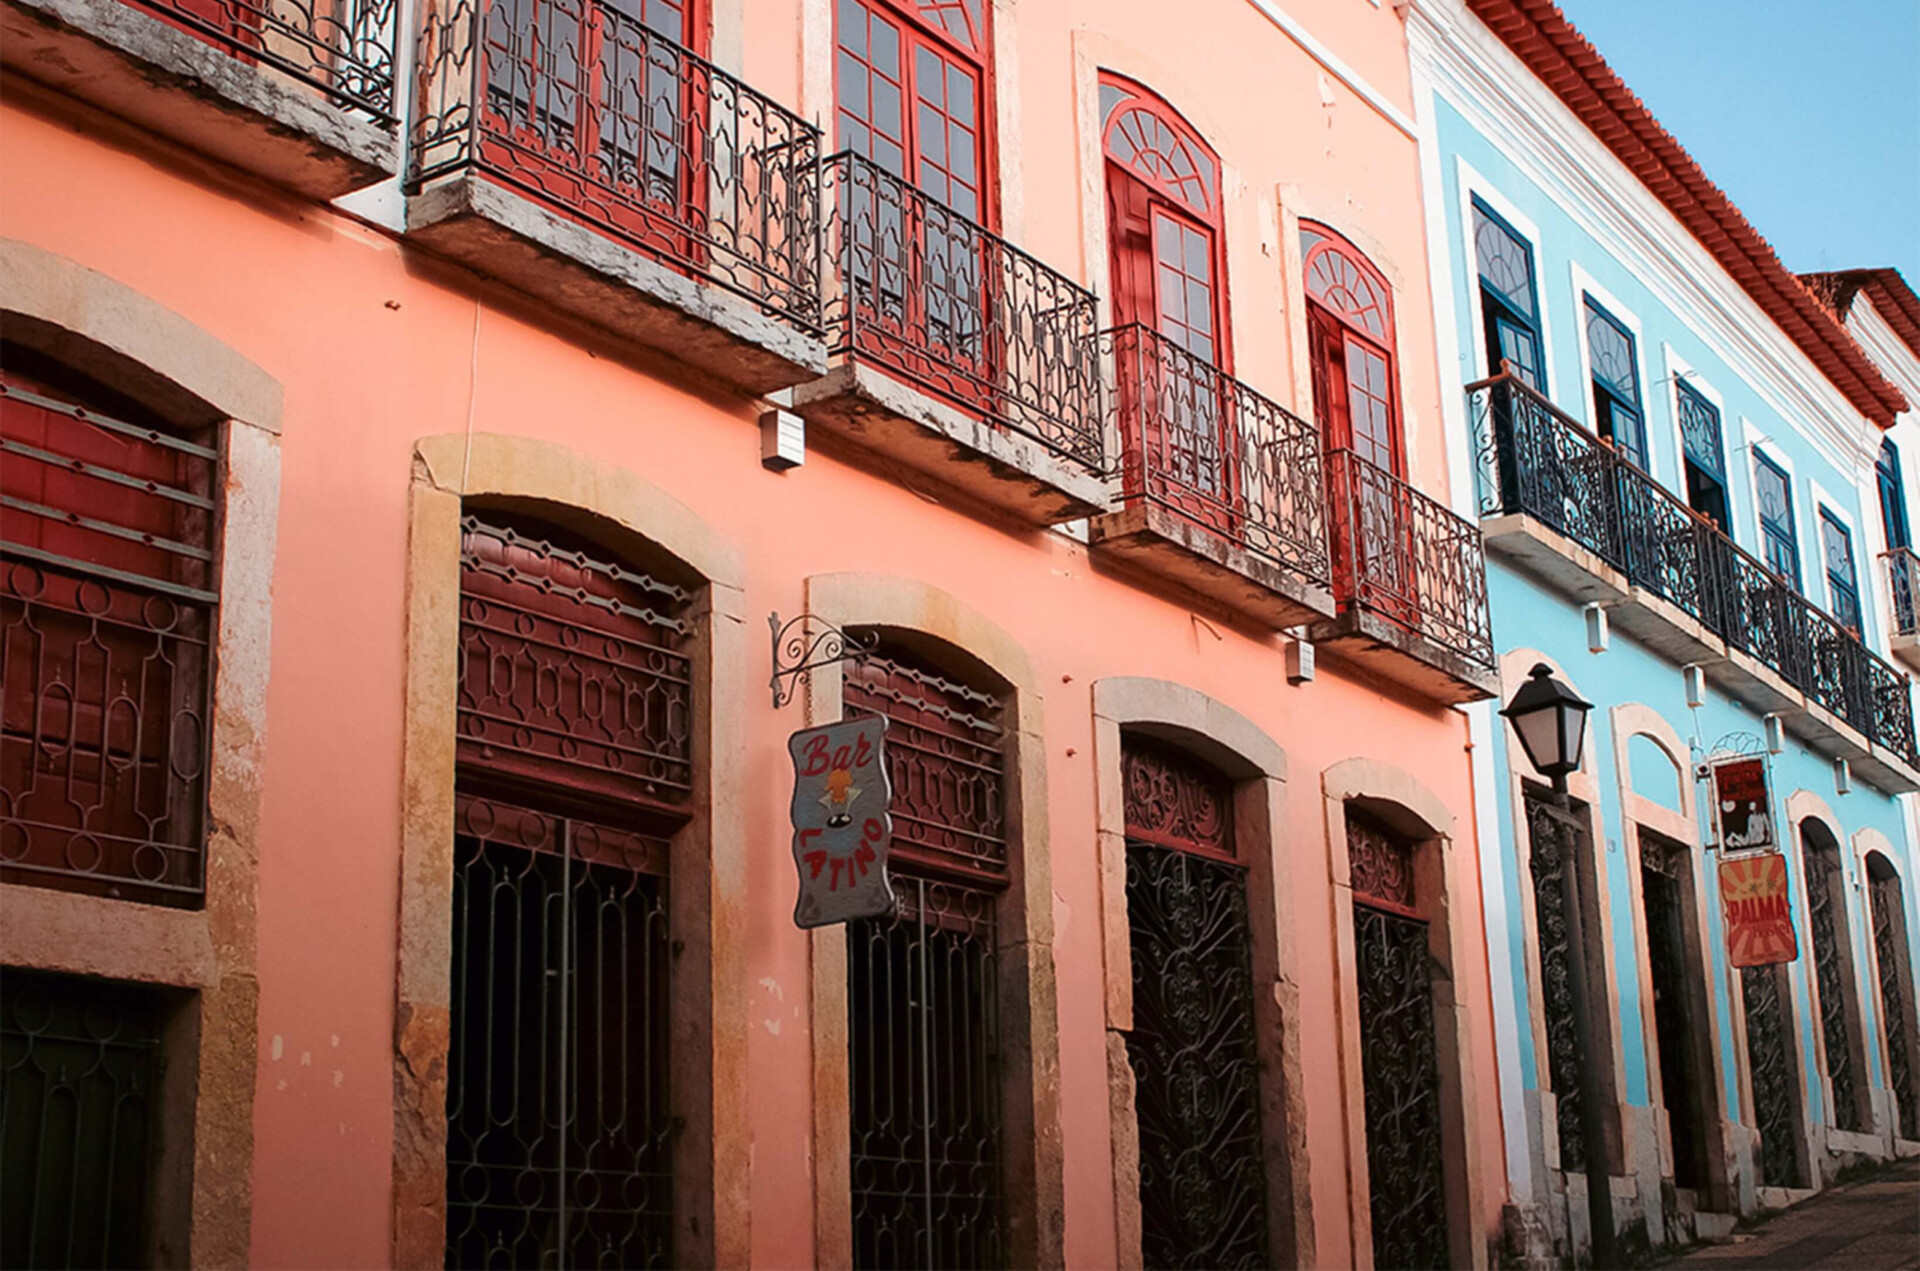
[1570,262,1655,475]
[1456,157,1558,393]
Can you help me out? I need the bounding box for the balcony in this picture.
[1472,373,1920,793]
[790,152,1107,523]
[1,0,397,196]
[405,0,826,393]
[1884,548,1920,675]
[1087,324,1333,628]
[1310,449,1498,703]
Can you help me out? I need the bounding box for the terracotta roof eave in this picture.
[1467,0,1908,427]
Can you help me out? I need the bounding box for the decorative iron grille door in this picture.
[0,969,164,1270]
[446,516,690,1270]
[1120,740,1268,1270]
[1349,809,1450,1271]
[1639,836,1709,1189]
[1803,844,1862,1132]
[1869,869,1919,1139]
[844,647,1008,1270]
[1523,790,1590,1170]
[1741,966,1803,1188]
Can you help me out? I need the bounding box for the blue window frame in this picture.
[1879,438,1909,552]
[1583,297,1645,469]
[1675,381,1728,530]
[1820,509,1862,634]
[1472,200,1545,389]
[1753,451,1800,587]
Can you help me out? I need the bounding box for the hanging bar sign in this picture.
[1708,755,1775,852]
[1718,851,1799,967]
[789,717,895,928]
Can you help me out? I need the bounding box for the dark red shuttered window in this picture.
[0,369,220,908]
[447,514,692,1270]
[842,644,1007,1270]
[1119,739,1269,1269]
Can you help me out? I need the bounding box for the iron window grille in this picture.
[1347,808,1451,1270]
[1,968,167,1270]
[1469,374,1920,769]
[1741,964,1804,1188]
[1637,834,1710,1189]
[1801,835,1862,1132]
[1521,787,1593,1172]
[1,373,221,909]
[842,643,1008,1269]
[411,0,824,327]
[446,514,693,1269]
[1120,739,1269,1269]
[1868,860,1920,1140]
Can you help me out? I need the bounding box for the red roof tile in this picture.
[1465,0,1909,427]
[1802,269,1920,365]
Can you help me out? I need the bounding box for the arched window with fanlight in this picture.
[1100,74,1227,365]
[1301,223,1400,476]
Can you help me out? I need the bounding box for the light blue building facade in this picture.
[1409,0,1920,1263]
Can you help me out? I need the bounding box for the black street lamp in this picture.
[1502,664,1617,1269]
[1501,663,1592,791]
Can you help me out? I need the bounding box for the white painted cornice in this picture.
[1848,298,1920,409]
[1406,0,1883,478]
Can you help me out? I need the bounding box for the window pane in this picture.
[838,0,865,57]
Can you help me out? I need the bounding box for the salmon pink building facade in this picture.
[0,0,1513,1267]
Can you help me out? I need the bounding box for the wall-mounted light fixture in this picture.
[1583,602,1609,653]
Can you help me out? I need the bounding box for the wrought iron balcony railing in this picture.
[1885,547,1920,640]
[1103,323,1330,589]
[411,0,822,326]
[1324,447,1495,672]
[1472,372,1919,766]
[122,0,397,122]
[821,151,1104,473]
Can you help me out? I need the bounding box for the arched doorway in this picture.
[1120,734,1270,1268]
[1347,807,1450,1269]
[1867,852,1920,1140]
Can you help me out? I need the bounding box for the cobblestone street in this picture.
[1665,1158,1920,1269]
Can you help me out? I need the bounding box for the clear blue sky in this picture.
[1554,0,1920,284]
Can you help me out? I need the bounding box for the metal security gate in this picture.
[1639,835,1709,1189]
[1349,809,1450,1271]
[1741,966,1803,1188]
[1524,790,1589,1170]
[446,516,690,1270]
[1803,837,1862,1132]
[1869,864,1919,1139]
[0,968,164,1270]
[1122,740,1268,1270]
[844,647,1007,1271]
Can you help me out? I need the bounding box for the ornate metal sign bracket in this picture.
[770,611,878,708]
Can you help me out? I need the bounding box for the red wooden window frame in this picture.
[1302,221,1402,475]
[477,0,710,258]
[834,0,995,227]
[1100,73,1230,369]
